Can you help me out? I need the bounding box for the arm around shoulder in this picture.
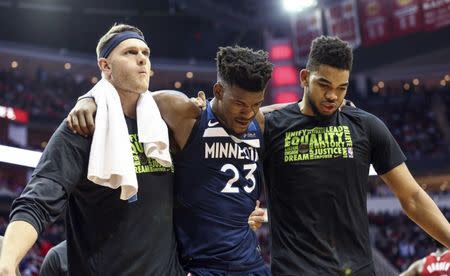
[67,96,97,136]
[152,90,201,125]
[152,90,201,149]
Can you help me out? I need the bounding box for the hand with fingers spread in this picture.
[66,97,97,136]
[248,200,266,232]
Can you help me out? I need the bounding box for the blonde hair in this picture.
[96,23,144,59]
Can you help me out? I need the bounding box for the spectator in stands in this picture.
[400,238,450,276]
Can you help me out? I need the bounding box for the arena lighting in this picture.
[272,66,298,86]
[270,44,293,60]
[274,91,298,103]
[0,145,42,168]
[403,83,411,91]
[282,0,317,13]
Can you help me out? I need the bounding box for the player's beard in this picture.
[306,90,338,122]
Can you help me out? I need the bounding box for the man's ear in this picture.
[98,58,111,78]
[299,69,310,88]
[213,82,224,99]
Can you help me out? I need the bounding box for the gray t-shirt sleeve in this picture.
[40,240,68,276]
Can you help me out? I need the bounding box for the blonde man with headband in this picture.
[0,24,186,275]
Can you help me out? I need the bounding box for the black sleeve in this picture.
[367,114,406,175]
[9,121,91,233]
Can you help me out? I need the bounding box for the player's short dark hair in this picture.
[216,46,273,92]
[306,36,353,72]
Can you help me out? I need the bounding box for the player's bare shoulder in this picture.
[152,90,202,150]
[152,90,202,121]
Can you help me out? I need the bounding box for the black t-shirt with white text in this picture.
[264,103,406,275]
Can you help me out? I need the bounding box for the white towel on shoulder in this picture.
[87,78,172,200]
[137,92,172,167]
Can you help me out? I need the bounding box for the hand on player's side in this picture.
[248,200,266,231]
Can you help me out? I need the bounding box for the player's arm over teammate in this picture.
[69,90,294,146]
[68,90,204,149]
[68,92,355,139]
[150,90,203,150]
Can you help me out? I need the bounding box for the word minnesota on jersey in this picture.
[204,142,259,161]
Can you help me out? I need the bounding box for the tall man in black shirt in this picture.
[263,36,450,275]
[0,24,185,275]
